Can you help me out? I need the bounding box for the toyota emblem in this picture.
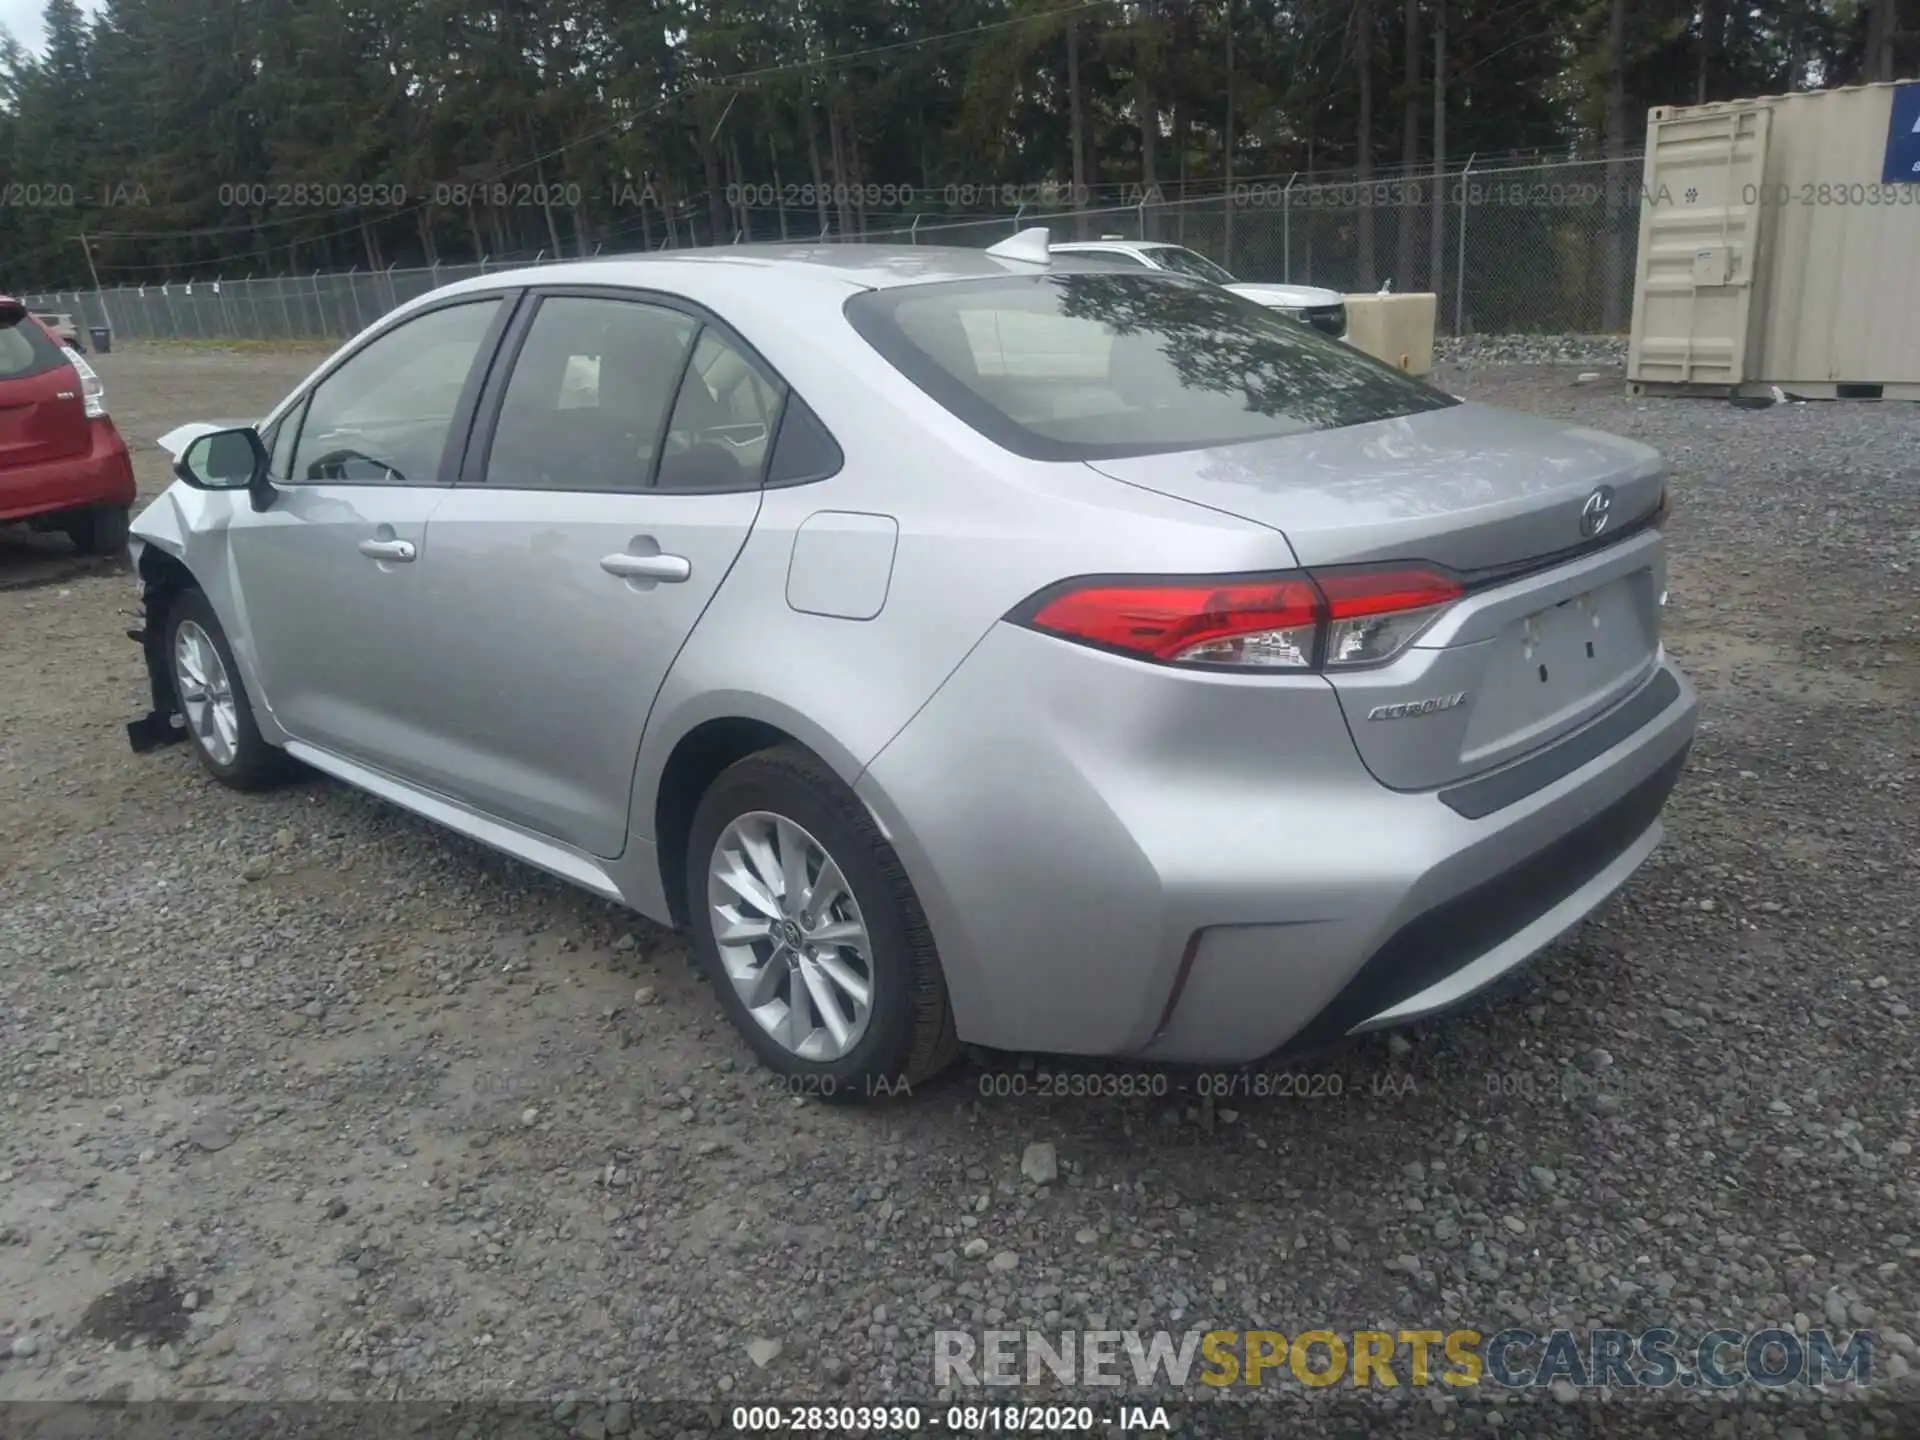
[1579,486,1614,539]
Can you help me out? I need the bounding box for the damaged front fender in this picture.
[124,486,206,754]
[129,486,192,564]
[128,421,277,755]
[125,541,193,753]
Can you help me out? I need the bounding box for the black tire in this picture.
[163,588,295,790]
[66,504,130,556]
[686,744,959,1099]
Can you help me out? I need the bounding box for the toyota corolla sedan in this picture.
[127,233,1695,1095]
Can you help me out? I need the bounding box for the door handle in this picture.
[600,552,691,583]
[358,538,416,562]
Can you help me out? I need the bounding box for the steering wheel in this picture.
[305,448,404,484]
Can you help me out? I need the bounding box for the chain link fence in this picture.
[25,155,1643,345]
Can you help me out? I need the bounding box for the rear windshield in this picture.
[0,315,68,380]
[844,273,1455,461]
[1049,251,1154,273]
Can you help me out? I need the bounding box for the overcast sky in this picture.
[2,0,103,55]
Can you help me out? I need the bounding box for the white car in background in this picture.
[1049,239,1349,340]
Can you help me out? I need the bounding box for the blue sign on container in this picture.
[1884,82,1920,184]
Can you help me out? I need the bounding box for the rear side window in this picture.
[486,296,698,492]
[0,317,67,380]
[845,272,1455,461]
[485,294,817,494]
[765,394,843,485]
[654,327,785,492]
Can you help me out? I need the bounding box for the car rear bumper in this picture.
[857,623,1696,1063]
[0,419,136,523]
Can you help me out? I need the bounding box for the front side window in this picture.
[845,272,1455,461]
[486,296,698,492]
[1144,245,1237,284]
[289,298,500,485]
[263,399,305,480]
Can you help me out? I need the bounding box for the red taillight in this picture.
[1315,566,1463,668]
[1025,577,1321,666]
[1014,564,1463,671]
[1315,566,1462,619]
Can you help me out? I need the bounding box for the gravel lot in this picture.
[1,344,1917,1435]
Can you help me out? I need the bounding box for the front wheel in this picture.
[686,745,958,1098]
[164,588,295,790]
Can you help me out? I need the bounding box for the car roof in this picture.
[445,245,1069,300]
[367,243,1201,356]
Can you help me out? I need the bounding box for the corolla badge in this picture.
[1580,486,1615,538]
[1368,692,1467,721]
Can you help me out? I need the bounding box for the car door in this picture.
[405,289,778,857]
[222,294,512,775]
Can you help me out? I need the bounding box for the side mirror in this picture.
[177,427,273,511]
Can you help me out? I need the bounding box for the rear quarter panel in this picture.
[622,268,1300,891]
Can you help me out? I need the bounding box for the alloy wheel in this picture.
[706,810,875,1061]
[173,620,240,767]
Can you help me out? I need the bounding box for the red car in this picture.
[0,295,135,553]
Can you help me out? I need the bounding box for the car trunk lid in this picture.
[1314,532,1668,790]
[1086,401,1666,573]
[1086,403,1672,790]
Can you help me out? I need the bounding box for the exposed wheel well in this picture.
[654,717,796,927]
[136,546,200,711]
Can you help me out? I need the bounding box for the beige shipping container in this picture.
[1341,292,1437,376]
[1627,81,1920,400]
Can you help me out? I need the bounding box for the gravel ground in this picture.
[1434,334,1629,368]
[1,345,1917,1436]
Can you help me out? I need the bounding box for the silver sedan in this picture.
[128,234,1696,1095]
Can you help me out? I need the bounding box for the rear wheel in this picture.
[65,504,130,556]
[686,745,958,1098]
[164,588,293,790]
